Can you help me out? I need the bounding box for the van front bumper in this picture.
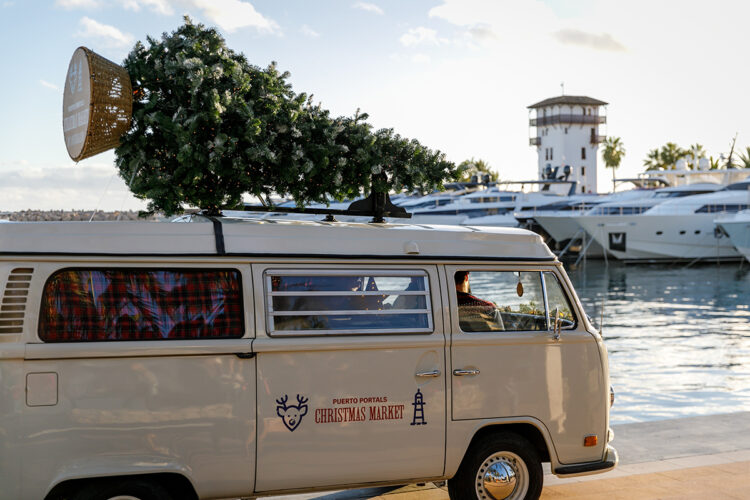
[553,445,618,478]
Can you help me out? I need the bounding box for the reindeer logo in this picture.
[276,394,309,432]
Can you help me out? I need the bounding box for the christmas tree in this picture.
[116,17,457,215]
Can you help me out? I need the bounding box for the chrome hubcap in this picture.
[483,462,516,499]
[475,451,528,500]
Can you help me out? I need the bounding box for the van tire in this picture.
[71,478,174,500]
[448,432,542,500]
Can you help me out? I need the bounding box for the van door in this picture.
[446,266,606,465]
[253,265,446,492]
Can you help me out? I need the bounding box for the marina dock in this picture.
[269,411,750,500]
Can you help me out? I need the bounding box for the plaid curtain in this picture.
[39,269,243,342]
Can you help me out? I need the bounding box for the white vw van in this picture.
[0,218,616,500]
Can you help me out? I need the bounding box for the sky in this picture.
[1,0,749,211]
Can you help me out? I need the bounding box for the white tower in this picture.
[528,95,607,194]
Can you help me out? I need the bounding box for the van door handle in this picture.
[415,370,441,378]
[453,369,480,376]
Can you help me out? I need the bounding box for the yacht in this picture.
[715,210,750,262]
[410,187,561,226]
[531,185,716,250]
[575,181,750,261]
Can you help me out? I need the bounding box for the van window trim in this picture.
[263,268,435,337]
[542,270,578,331]
[37,266,246,343]
[449,266,578,334]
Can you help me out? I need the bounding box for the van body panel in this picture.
[450,332,605,463]
[20,355,256,500]
[252,263,447,492]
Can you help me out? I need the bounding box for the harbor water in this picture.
[567,260,750,425]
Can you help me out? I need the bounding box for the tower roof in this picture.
[528,95,608,109]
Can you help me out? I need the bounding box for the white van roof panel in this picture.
[0,219,555,260]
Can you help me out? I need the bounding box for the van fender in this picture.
[43,456,197,499]
[444,417,560,478]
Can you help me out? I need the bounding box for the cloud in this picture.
[182,0,280,34]
[61,0,279,35]
[428,0,558,46]
[56,0,101,8]
[353,2,383,15]
[120,0,173,15]
[553,29,626,52]
[40,80,61,91]
[76,16,134,47]
[467,24,497,42]
[400,27,444,47]
[0,163,145,212]
[300,24,320,38]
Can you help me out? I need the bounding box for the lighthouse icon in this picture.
[411,388,427,426]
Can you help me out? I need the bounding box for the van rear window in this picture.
[39,269,243,342]
[265,270,433,335]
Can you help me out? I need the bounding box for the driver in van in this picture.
[454,271,504,332]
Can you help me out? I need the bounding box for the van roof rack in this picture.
[241,191,411,223]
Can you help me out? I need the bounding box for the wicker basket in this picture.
[63,47,132,162]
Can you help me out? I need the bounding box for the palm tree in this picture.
[458,158,499,183]
[602,136,625,192]
[643,148,663,171]
[737,147,750,169]
[660,142,686,169]
[709,156,722,170]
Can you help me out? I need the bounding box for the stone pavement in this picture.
[266,412,750,500]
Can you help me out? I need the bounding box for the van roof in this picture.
[0,218,555,261]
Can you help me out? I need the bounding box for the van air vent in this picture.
[0,268,33,334]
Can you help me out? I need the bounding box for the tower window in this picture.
[581,147,586,160]
[564,128,568,134]
[550,148,553,160]
[581,166,586,176]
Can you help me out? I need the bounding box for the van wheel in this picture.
[448,433,542,500]
[71,478,174,500]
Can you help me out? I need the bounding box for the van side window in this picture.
[265,270,433,335]
[543,272,577,329]
[454,271,547,332]
[39,269,244,342]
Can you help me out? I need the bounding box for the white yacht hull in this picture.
[534,214,586,243]
[716,217,750,262]
[532,214,605,257]
[575,214,741,261]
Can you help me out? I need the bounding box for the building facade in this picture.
[528,95,607,194]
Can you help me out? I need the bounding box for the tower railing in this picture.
[530,114,606,126]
